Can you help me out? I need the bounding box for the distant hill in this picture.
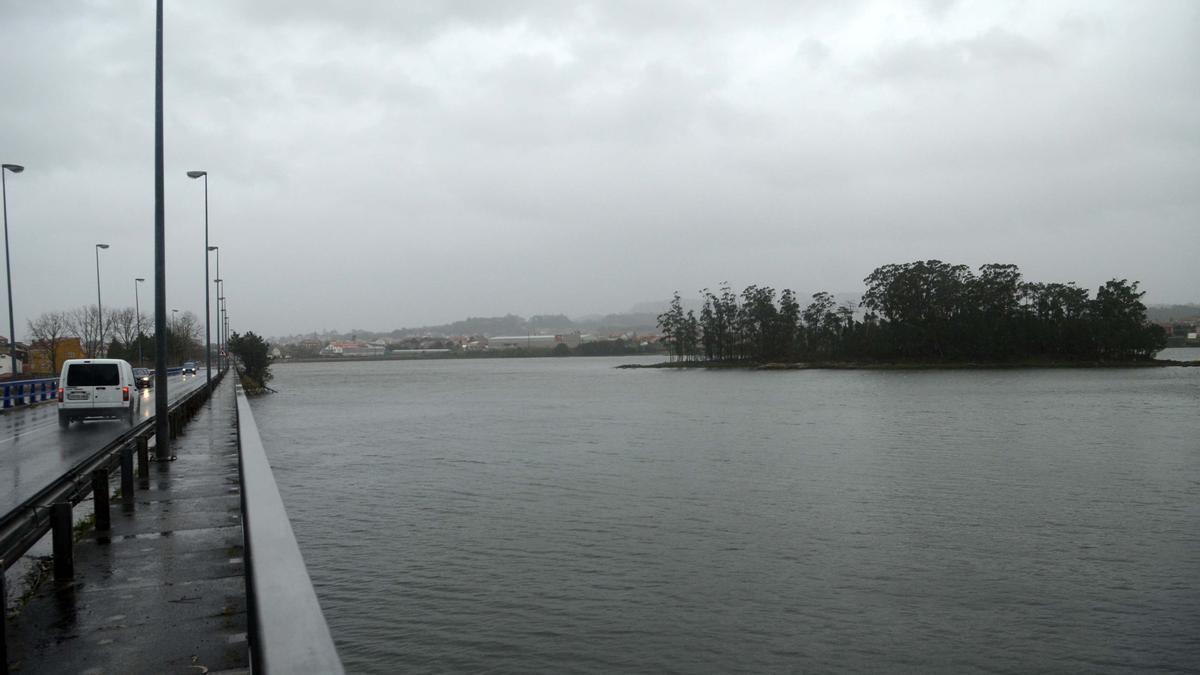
[271,311,660,344]
[269,293,867,344]
[1146,304,1200,323]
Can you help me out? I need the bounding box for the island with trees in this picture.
[652,260,1176,368]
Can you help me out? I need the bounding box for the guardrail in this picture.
[235,383,344,673]
[1,378,58,409]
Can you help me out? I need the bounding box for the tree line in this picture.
[657,261,1166,364]
[26,305,206,370]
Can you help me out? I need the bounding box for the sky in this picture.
[1,1,1197,338]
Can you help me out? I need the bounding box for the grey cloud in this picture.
[865,28,1053,82]
[1,1,1197,338]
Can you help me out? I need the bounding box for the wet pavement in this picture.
[3,377,249,674]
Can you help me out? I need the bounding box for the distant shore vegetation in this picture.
[656,261,1168,365]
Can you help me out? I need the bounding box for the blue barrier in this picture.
[2,368,186,409]
[2,377,59,409]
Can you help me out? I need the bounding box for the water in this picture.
[250,357,1200,673]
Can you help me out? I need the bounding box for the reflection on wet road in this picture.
[0,374,209,513]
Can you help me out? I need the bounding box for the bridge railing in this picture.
[2,378,59,408]
[235,383,344,674]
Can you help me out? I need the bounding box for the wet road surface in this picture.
[0,373,210,514]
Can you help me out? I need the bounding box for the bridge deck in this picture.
[4,377,249,674]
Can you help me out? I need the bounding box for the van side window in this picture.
[66,364,120,387]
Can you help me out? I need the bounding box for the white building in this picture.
[320,341,386,357]
[487,334,580,350]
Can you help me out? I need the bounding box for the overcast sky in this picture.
[1,1,1196,338]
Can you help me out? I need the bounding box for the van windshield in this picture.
[66,363,120,387]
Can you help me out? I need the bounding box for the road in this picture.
[0,373,210,514]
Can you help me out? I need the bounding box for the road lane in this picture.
[0,373,210,513]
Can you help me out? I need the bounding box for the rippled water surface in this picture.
[250,357,1200,673]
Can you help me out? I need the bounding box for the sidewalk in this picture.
[4,377,249,674]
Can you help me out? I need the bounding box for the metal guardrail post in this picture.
[137,437,149,479]
[120,446,134,504]
[92,470,110,532]
[51,502,73,580]
[1,556,7,675]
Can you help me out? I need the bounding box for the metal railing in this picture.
[235,383,344,673]
[1,378,58,408]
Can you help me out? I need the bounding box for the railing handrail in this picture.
[0,376,58,386]
[235,383,344,674]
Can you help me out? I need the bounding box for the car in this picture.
[133,367,153,388]
[58,358,137,428]
[182,361,197,375]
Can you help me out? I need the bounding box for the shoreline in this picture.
[617,359,1199,370]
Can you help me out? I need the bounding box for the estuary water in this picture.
[249,356,1200,674]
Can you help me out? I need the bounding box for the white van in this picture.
[57,358,138,428]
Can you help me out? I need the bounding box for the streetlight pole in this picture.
[2,163,24,381]
[187,170,211,389]
[217,288,226,368]
[134,278,145,367]
[153,0,169,457]
[213,273,222,371]
[171,308,179,366]
[95,243,110,357]
[209,245,219,372]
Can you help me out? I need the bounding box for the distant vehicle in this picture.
[182,361,197,375]
[133,367,153,388]
[57,358,137,428]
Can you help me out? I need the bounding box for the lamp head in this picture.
[96,243,109,250]
[1,164,24,174]
[136,277,145,282]
[208,246,218,251]
[186,170,206,179]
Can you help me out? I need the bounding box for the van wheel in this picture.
[58,414,69,429]
[128,406,136,425]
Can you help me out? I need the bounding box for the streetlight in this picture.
[213,277,223,371]
[134,278,145,366]
[209,245,219,373]
[2,163,24,381]
[95,243,110,357]
[187,170,212,389]
[217,289,226,368]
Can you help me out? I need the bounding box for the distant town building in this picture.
[320,341,386,357]
[486,334,581,350]
[28,337,86,375]
[0,356,25,379]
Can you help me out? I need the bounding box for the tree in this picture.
[28,311,73,373]
[228,331,273,391]
[657,292,687,363]
[110,307,143,353]
[66,305,104,357]
[168,311,203,364]
[1091,279,1162,359]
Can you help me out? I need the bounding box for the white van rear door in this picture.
[65,363,124,408]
